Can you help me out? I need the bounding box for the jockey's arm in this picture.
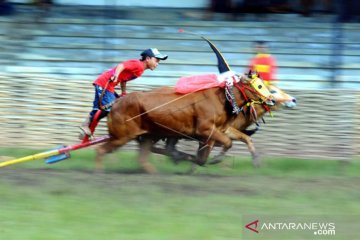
[120,81,127,96]
[110,63,125,82]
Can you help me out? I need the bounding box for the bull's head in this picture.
[267,85,297,109]
[238,71,274,106]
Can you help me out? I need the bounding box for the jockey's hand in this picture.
[120,92,127,97]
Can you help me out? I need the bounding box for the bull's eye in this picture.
[258,85,262,89]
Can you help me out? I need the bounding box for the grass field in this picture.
[0,148,359,240]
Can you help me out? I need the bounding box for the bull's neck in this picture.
[232,86,247,107]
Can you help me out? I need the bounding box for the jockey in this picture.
[249,41,277,86]
[79,48,168,139]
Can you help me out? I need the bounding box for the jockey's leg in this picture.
[79,109,108,140]
[79,85,115,140]
[89,109,108,131]
[79,115,93,136]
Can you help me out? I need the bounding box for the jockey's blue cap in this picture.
[141,48,168,60]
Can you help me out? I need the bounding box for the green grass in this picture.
[0,148,360,240]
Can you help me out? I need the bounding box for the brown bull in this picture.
[150,84,297,168]
[95,77,273,173]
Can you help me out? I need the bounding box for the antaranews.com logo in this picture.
[245,219,335,236]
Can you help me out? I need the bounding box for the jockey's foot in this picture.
[78,125,92,140]
[79,125,91,135]
[78,131,85,140]
[78,130,93,141]
[79,115,92,139]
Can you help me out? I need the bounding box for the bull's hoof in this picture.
[208,154,225,165]
[93,166,105,174]
[252,153,261,168]
[186,163,198,174]
[94,158,105,173]
[142,163,158,174]
[170,151,196,164]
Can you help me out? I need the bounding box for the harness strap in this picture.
[225,85,242,114]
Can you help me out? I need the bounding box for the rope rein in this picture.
[98,79,112,111]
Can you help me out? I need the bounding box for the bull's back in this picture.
[108,86,228,138]
[107,88,193,136]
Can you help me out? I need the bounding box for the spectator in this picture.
[249,41,277,86]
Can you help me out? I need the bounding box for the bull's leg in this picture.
[165,138,181,162]
[150,146,170,156]
[196,140,215,166]
[138,137,157,174]
[184,141,215,174]
[165,138,178,152]
[95,137,128,172]
[150,138,197,163]
[166,138,198,163]
[151,145,197,163]
[196,126,233,165]
[198,127,232,150]
[208,144,228,165]
[209,142,237,165]
[218,127,260,167]
[197,125,232,149]
[149,138,178,161]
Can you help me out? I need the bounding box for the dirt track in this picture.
[1,168,358,197]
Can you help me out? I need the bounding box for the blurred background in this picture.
[0,0,359,161]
